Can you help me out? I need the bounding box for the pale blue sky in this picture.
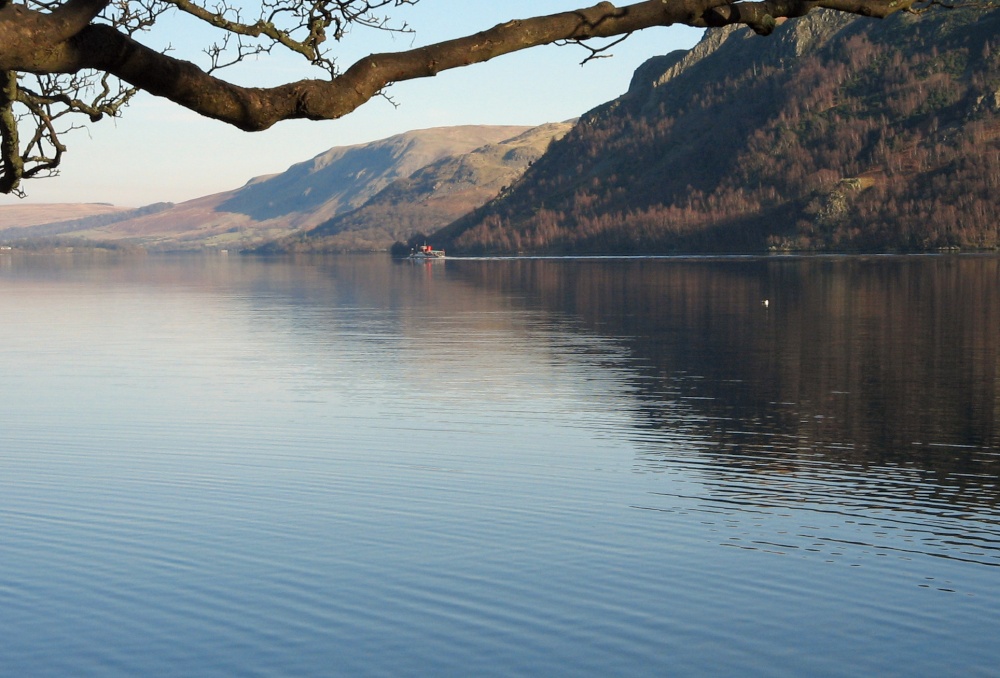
[3,2,702,207]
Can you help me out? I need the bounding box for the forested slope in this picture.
[434,7,1000,255]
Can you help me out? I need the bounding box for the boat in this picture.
[408,244,446,260]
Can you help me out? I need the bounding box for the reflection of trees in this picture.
[65,253,995,515]
[446,256,1000,510]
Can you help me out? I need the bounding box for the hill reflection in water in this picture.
[444,256,1000,571]
[2,253,998,675]
[446,256,999,465]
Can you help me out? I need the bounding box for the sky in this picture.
[2,1,702,207]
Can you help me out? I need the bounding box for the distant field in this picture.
[0,204,128,230]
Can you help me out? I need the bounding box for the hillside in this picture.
[268,122,573,252]
[0,203,129,232]
[215,125,534,228]
[433,7,1000,255]
[1,126,535,251]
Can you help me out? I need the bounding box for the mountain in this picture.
[432,7,1000,255]
[0,203,129,236]
[0,203,173,243]
[1,125,536,251]
[215,124,536,228]
[0,203,125,228]
[265,122,574,252]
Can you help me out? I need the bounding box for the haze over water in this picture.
[2,253,998,676]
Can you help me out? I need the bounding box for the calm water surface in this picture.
[1,254,998,676]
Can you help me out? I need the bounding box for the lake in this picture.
[1,253,998,676]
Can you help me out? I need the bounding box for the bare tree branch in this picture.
[49,0,112,39]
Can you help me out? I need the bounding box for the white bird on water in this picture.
[762,299,769,308]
